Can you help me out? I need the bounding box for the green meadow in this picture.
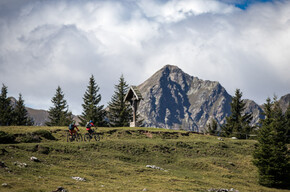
[0,126,289,192]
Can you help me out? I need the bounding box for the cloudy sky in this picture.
[0,0,289,115]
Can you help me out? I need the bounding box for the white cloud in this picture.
[138,0,237,23]
[0,0,289,115]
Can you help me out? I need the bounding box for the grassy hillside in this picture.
[0,126,289,192]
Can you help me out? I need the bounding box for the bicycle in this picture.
[67,131,83,142]
[84,128,100,142]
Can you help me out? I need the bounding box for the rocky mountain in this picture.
[244,99,264,125]
[279,93,290,113]
[137,65,264,132]
[8,97,79,126]
[26,107,49,126]
[8,97,49,126]
[27,108,80,126]
[26,108,80,126]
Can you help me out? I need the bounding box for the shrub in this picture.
[0,131,15,144]
[16,133,41,143]
[33,130,56,140]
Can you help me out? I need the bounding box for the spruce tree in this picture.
[13,93,33,126]
[107,75,132,127]
[207,119,218,135]
[222,89,252,138]
[253,97,289,188]
[46,86,72,126]
[0,84,13,126]
[80,75,106,126]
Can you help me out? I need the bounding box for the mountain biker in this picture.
[69,121,79,135]
[86,120,95,135]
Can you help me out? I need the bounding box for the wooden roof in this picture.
[124,86,143,101]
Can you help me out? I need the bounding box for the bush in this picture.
[0,131,15,144]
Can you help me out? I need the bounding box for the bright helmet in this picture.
[89,120,93,123]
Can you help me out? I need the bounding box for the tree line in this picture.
[0,74,132,127]
[0,84,33,126]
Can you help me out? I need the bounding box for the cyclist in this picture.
[69,121,79,136]
[86,120,95,135]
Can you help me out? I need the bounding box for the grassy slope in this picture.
[0,126,289,192]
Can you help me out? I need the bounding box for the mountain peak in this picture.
[159,65,187,77]
[137,65,263,131]
[161,64,181,71]
[138,65,232,131]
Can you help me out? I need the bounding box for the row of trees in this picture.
[206,89,289,189]
[0,84,33,126]
[0,75,132,127]
[46,74,132,127]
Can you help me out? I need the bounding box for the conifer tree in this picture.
[107,75,132,127]
[13,93,33,125]
[253,97,289,188]
[222,89,252,138]
[80,75,106,126]
[0,84,13,126]
[207,119,218,135]
[46,86,72,126]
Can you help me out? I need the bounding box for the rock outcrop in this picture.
[279,93,290,113]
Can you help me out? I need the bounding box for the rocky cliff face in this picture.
[26,107,49,126]
[279,94,290,113]
[137,65,263,132]
[244,99,264,126]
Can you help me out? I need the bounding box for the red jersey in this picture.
[86,122,94,131]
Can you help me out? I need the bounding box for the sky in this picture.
[0,0,289,115]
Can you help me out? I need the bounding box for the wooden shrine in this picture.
[124,86,143,127]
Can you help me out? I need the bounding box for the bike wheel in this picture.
[84,133,91,142]
[67,133,74,142]
[76,134,83,142]
[79,134,83,141]
[93,134,100,141]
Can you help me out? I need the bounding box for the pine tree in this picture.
[222,89,252,138]
[253,97,289,188]
[0,84,13,126]
[207,119,218,135]
[13,93,33,125]
[107,75,132,127]
[80,75,106,126]
[46,86,72,126]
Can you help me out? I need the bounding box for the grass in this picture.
[0,126,289,192]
